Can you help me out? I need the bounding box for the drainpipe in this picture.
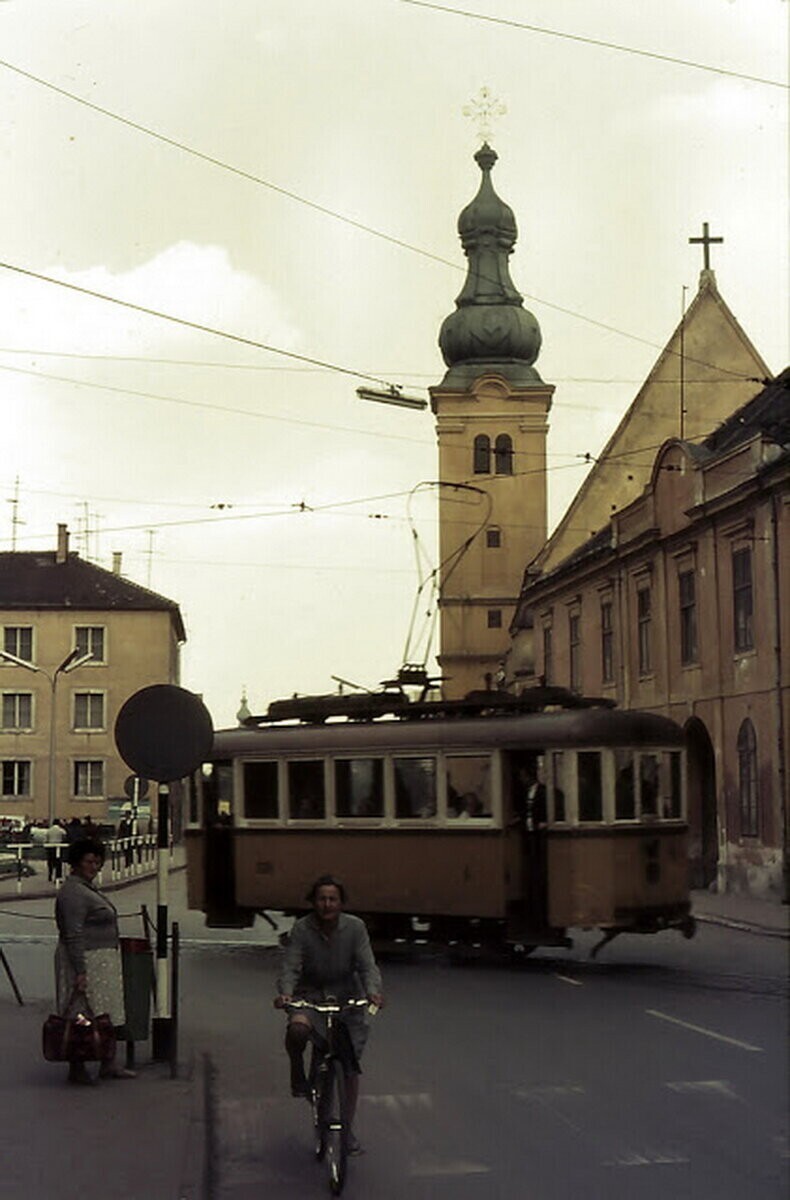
[769,493,788,903]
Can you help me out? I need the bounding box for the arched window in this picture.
[737,718,758,837]
[494,433,513,475]
[473,434,491,474]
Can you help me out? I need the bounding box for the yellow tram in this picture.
[185,689,695,953]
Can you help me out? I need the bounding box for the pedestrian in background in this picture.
[45,818,67,883]
[54,839,136,1085]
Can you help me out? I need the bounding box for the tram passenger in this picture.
[274,875,384,1154]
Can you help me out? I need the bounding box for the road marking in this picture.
[410,1157,490,1177]
[665,1079,738,1099]
[513,1084,586,1100]
[363,1092,433,1110]
[604,1149,690,1167]
[555,972,583,986]
[646,1009,764,1052]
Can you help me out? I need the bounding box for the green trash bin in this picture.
[120,936,154,1042]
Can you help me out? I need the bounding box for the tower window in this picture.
[473,434,491,474]
[494,434,513,475]
[487,609,502,629]
[486,527,501,548]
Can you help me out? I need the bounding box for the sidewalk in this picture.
[691,887,789,938]
[0,845,186,903]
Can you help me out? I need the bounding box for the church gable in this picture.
[535,271,770,575]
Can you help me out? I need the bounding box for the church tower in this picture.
[430,143,554,699]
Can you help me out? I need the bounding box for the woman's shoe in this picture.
[67,1063,95,1086]
[99,1065,137,1079]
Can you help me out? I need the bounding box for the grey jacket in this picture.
[278,912,382,1000]
[55,873,120,974]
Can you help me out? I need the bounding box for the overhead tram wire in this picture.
[400,1,788,90]
[0,60,768,385]
[0,260,401,391]
[0,360,433,448]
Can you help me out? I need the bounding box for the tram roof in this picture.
[210,705,685,758]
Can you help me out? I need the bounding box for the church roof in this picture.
[702,366,790,454]
[0,551,186,641]
[436,143,544,388]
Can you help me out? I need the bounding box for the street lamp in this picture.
[0,648,94,823]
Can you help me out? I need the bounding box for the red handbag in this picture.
[42,994,116,1063]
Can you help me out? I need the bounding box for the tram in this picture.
[185,687,696,953]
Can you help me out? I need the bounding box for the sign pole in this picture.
[152,782,171,1059]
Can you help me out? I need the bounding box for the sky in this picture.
[1,0,787,727]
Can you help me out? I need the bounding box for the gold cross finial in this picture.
[463,87,506,143]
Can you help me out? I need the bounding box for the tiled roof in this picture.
[703,367,790,456]
[0,552,186,641]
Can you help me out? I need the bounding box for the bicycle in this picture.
[287,997,373,1195]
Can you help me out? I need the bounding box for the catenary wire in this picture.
[0,59,770,383]
[400,0,788,89]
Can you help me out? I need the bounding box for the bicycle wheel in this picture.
[324,1059,348,1195]
[310,1049,327,1161]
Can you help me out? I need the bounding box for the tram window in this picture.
[287,760,325,819]
[614,750,635,820]
[203,760,233,822]
[243,761,279,819]
[446,755,492,819]
[394,757,437,819]
[577,752,603,822]
[640,754,659,817]
[551,751,567,822]
[663,752,682,819]
[335,759,384,818]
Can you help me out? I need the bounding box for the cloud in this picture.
[1,242,301,358]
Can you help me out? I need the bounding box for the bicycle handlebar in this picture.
[287,997,376,1015]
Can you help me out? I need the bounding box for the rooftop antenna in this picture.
[7,476,24,550]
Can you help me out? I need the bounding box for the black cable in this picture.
[400,1,788,89]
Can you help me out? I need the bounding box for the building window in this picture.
[543,625,553,685]
[487,609,502,629]
[1,760,31,797]
[73,692,105,731]
[486,527,501,549]
[679,570,698,664]
[569,612,581,692]
[601,601,614,683]
[1,693,33,731]
[732,548,754,652]
[737,719,758,837]
[74,760,104,798]
[3,626,33,663]
[494,433,513,475]
[473,434,491,474]
[74,626,105,664]
[637,586,652,675]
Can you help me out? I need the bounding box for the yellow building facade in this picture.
[0,527,184,824]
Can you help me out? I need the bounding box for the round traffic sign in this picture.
[115,685,214,783]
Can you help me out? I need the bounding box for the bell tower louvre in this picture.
[430,141,554,699]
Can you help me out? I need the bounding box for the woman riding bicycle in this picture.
[274,874,385,1154]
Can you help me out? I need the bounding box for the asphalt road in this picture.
[183,924,787,1199]
[1,874,786,1200]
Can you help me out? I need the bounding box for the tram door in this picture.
[202,760,251,928]
[507,752,549,929]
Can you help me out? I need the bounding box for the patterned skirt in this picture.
[55,942,126,1028]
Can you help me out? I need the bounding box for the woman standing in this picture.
[54,838,135,1085]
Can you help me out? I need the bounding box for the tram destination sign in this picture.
[115,684,214,783]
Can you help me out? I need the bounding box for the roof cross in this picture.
[689,221,723,270]
[463,86,507,143]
